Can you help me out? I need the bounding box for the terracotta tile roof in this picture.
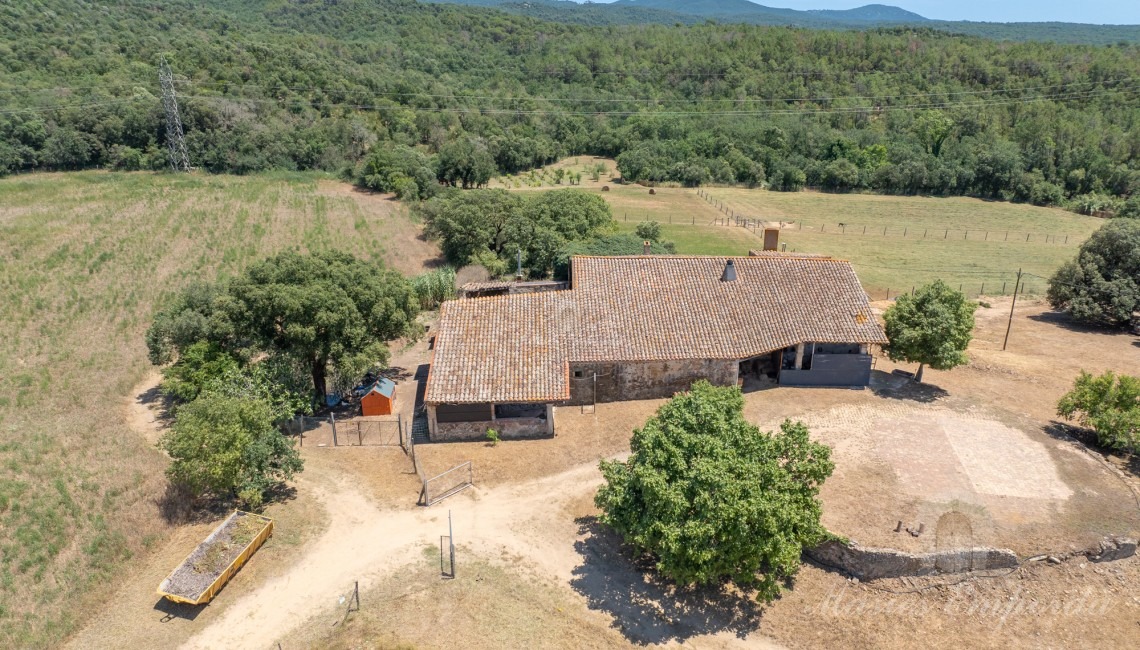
[425,254,887,404]
[460,280,569,292]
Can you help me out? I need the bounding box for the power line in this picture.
[174,77,1134,106]
[0,98,144,115]
[175,83,1139,117]
[2,78,1133,123]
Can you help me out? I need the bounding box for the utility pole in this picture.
[159,56,190,172]
[1002,268,1022,351]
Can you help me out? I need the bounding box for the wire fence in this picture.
[282,414,409,448]
[697,189,1084,245]
[871,279,1049,301]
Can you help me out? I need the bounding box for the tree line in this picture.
[1,0,1138,213]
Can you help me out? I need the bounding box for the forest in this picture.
[1,0,1139,213]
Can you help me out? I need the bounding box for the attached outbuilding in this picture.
[360,378,397,416]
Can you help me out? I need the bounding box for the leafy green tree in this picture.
[161,341,312,421]
[160,341,244,403]
[1057,371,1140,453]
[420,189,614,276]
[226,251,420,404]
[913,111,955,157]
[820,159,860,192]
[438,137,496,189]
[552,233,671,280]
[354,145,438,200]
[146,282,237,365]
[635,220,662,242]
[419,189,526,265]
[160,395,303,509]
[1048,219,1140,327]
[595,381,834,602]
[521,190,613,240]
[1119,196,1140,219]
[883,280,976,382]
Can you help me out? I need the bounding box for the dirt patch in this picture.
[746,396,1137,555]
[415,399,657,488]
[125,370,170,447]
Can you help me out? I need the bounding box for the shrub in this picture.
[1057,371,1140,453]
[634,220,662,242]
[411,267,457,310]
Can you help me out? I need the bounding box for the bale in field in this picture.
[648,188,656,195]
[601,185,610,192]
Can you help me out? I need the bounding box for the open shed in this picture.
[360,378,397,416]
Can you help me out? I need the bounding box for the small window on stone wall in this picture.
[573,370,584,379]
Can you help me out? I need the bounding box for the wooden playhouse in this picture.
[360,378,397,416]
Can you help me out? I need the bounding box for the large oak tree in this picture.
[147,251,420,404]
[595,381,834,602]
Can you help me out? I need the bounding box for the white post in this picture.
[794,343,805,370]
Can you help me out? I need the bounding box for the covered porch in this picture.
[426,401,555,442]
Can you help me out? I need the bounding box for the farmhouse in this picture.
[424,254,888,441]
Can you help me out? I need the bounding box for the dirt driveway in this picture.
[178,460,783,650]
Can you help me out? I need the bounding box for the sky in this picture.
[584,1,1140,25]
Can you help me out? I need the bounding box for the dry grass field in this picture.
[0,171,439,647]
[493,157,1105,297]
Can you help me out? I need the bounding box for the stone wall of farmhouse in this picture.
[432,417,552,442]
[566,359,738,406]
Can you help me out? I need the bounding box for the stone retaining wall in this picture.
[807,536,1137,581]
[807,540,1019,580]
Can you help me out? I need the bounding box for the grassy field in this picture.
[0,171,436,647]
[495,158,1105,298]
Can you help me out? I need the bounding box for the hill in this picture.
[432,0,1140,43]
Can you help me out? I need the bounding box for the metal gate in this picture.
[330,415,404,447]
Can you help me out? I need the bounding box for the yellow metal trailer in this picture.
[157,510,274,605]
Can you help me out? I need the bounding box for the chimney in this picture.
[721,259,737,282]
[643,240,652,255]
[762,228,780,251]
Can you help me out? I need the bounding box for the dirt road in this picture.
[180,464,592,649]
